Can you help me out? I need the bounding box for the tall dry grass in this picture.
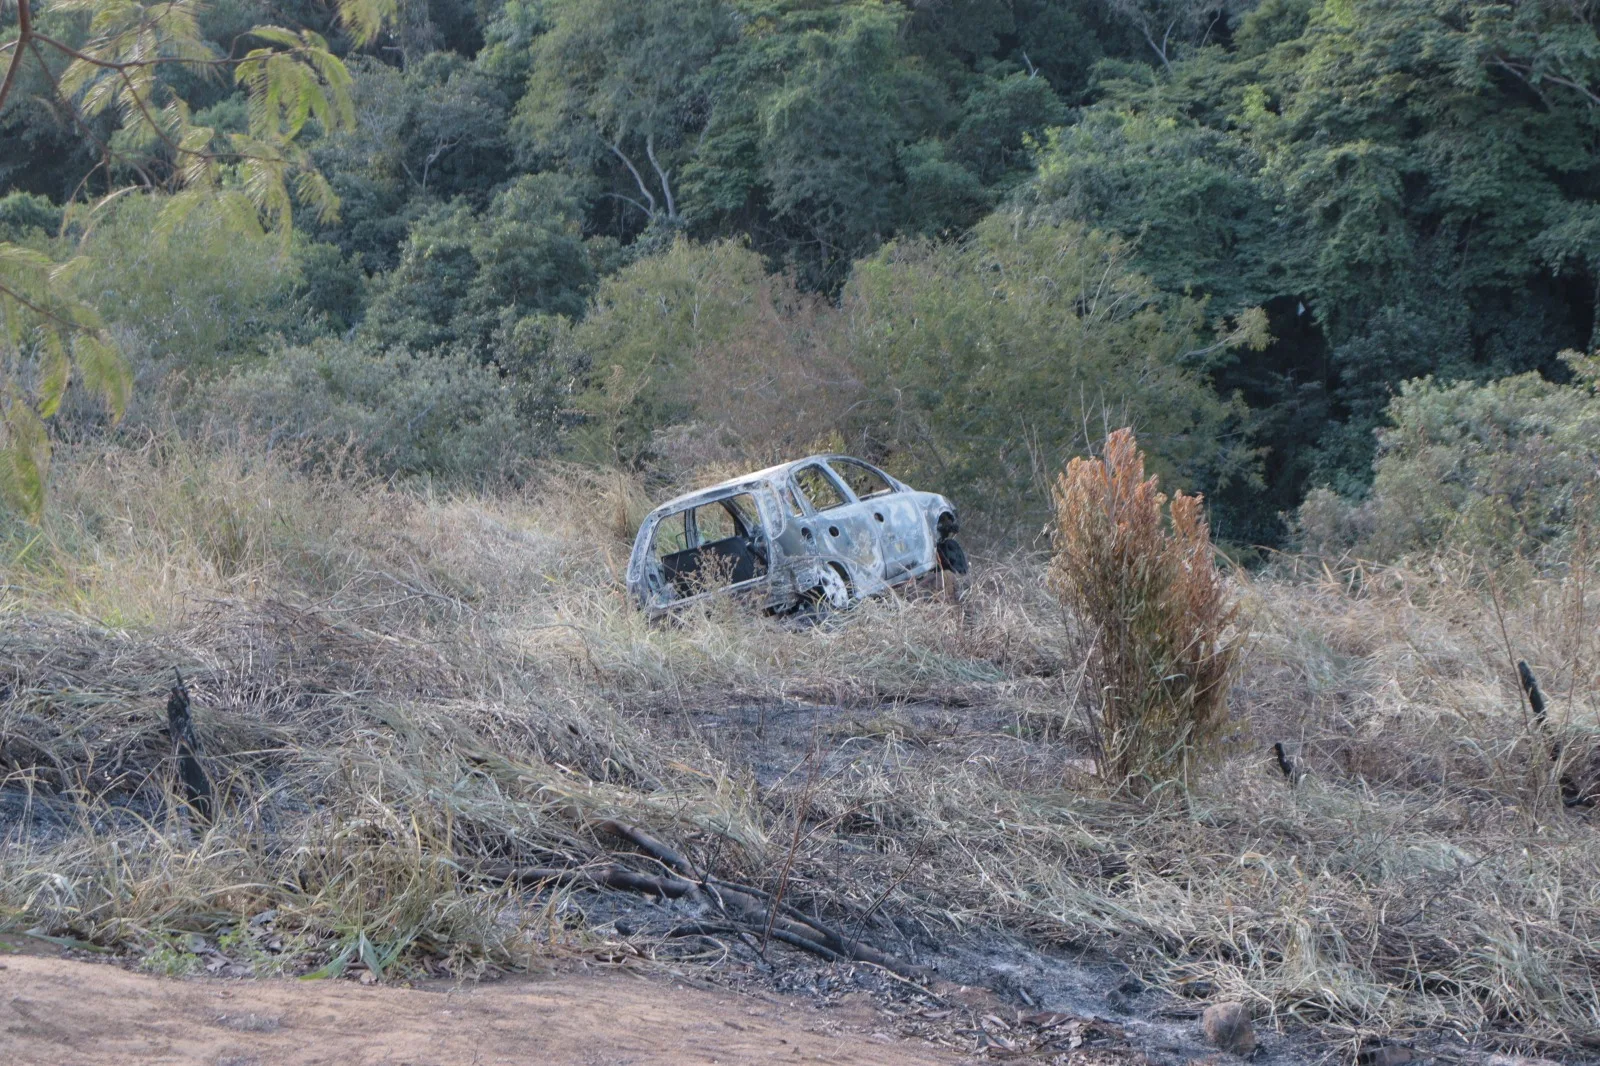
[1,437,1598,1055]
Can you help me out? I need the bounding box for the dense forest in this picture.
[5,0,1600,546]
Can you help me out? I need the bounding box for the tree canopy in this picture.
[7,0,1600,542]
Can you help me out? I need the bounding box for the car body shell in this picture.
[626,455,959,617]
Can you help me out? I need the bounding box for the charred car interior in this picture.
[628,455,966,617]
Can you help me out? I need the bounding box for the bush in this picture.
[205,341,542,484]
[1049,428,1242,790]
[69,196,312,371]
[569,238,861,476]
[842,211,1262,538]
[0,192,62,241]
[1294,351,1600,565]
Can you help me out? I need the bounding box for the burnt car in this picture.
[627,455,967,617]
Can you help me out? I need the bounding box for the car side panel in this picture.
[785,464,890,595]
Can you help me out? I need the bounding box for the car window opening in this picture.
[830,459,894,500]
[793,465,847,512]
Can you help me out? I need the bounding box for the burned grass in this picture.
[2,441,1599,1060]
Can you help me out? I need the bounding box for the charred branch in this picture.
[165,669,212,823]
[478,821,935,980]
[1517,660,1547,729]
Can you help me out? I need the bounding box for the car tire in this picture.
[795,565,852,623]
[936,536,969,575]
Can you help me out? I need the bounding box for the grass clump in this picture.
[1049,427,1242,789]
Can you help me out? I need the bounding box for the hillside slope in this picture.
[2,443,1598,1061]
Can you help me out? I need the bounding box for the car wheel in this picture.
[816,565,852,609]
[937,536,969,575]
[795,565,852,623]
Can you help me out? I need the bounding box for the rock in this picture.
[929,981,1008,1013]
[1356,1046,1416,1066]
[1105,988,1132,1013]
[1201,1002,1256,1057]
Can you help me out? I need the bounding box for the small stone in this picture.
[1357,1046,1416,1066]
[1201,1001,1256,1057]
[1105,988,1132,1014]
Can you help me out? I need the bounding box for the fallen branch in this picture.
[490,864,697,899]
[593,819,694,874]
[477,836,936,980]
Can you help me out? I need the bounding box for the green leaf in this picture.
[299,942,354,980]
[0,398,51,522]
[74,332,131,422]
[36,331,71,419]
[356,931,383,979]
[335,0,397,47]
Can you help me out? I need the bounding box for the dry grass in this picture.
[2,438,1600,1055]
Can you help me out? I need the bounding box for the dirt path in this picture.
[0,955,967,1066]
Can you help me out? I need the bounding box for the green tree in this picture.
[513,0,734,234]
[362,173,606,353]
[309,53,514,270]
[1034,0,1600,530]
[842,209,1266,534]
[0,0,396,517]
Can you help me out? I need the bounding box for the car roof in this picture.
[644,454,881,517]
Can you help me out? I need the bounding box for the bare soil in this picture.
[0,953,968,1066]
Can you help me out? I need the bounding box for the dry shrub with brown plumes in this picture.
[1049,428,1242,789]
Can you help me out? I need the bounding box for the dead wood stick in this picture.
[707,876,824,928]
[592,820,694,874]
[591,820,859,933]
[479,860,933,978]
[666,919,848,964]
[165,669,212,823]
[489,864,702,900]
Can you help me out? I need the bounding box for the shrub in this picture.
[0,192,62,241]
[842,211,1262,539]
[205,341,542,484]
[569,238,862,476]
[69,196,311,370]
[1293,351,1600,565]
[1049,428,1242,790]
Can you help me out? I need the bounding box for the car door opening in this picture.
[651,493,769,599]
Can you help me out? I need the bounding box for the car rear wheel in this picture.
[794,565,852,623]
[815,565,852,609]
